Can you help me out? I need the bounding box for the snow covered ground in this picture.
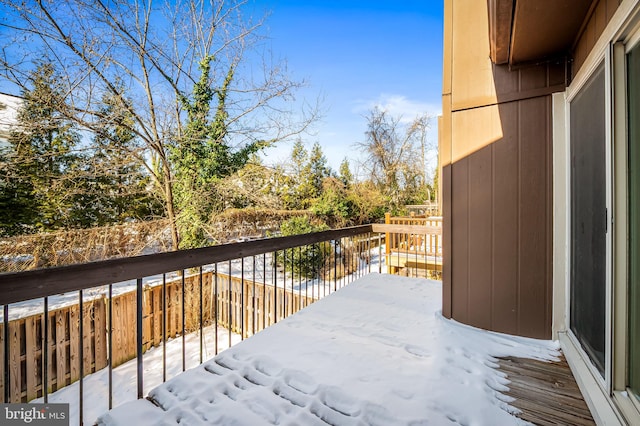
[97,274,560,426]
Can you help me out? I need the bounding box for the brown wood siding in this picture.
[445,96,553,339]
[468,147,492,330]
[518,97,553,338]
[441,0,561,339]
[491,103,519,335]
[572,0,621,76]
[442,164,452,319]
[451,157,469,323]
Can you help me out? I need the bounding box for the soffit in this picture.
[489,0,595,65]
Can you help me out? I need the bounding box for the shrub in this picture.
[277,216,330,278]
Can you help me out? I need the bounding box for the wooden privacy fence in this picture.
[384,213,443,276]
[0,270,316,403]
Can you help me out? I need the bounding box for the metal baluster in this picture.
[273,251,278,324]
[108,284,113,409]
[79,290,84,425]
[283,249,288,318]
[311,244,324,303]
[199,266,203,364]
[214,263,218,355]
[262,253,266,331]
[162,274,166,382]
[333,240,338,292]
[323,243,327,298]
[241,258,245,340]
[298,246,302,310]
[181,271,186,372]
[307,246,311,306]
[43,297,48,403]
[136,278,143,399]
[252,256,256,336]
[228,260,232,349]
[4,304,9,403]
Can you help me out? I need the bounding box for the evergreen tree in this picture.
[79,89,160,226]
[0,146,36,235]
[338,157,353,188]
[3,63,81,232]
[308,142,330,198]
[283,140,331,210]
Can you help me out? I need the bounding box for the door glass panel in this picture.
[570,63,606,377]
[628,43,640,399]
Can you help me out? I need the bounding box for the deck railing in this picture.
[384,213,443,276]
[0,223,436,424]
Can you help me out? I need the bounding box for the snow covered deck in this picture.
[97,274,567,425]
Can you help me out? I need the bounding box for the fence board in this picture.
[9,321,20,401]
[153,288,161,347]
[82,304,92,375]
[94,299,107,370]
[25,316,38,401]
[69,306,79,383]
[46,313,54,394]
[55,310,67,390]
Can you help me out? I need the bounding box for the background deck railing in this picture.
[0,223,438,424]
[384,213,443,276]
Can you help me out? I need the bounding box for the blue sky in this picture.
[249,0,443,173]
[0,0,444,175]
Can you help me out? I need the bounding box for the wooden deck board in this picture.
[498,355,596,426]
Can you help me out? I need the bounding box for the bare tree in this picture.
[355,107,432,209]
[0,0,318,248]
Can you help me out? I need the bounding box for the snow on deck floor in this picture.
[97,274,560,426]
[35,325,242,425]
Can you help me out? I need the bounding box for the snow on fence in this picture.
[0,270,317,403]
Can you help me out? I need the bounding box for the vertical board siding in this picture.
[451,157,470,324]
[444,95,553,339]
[443,0,559,339]
[468,146,493,330]
[518,97,552,339]
[572,0,620,76]
[443,165,453,318]
[492,102,519,335]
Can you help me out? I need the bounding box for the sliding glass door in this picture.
[570,63,607,377]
